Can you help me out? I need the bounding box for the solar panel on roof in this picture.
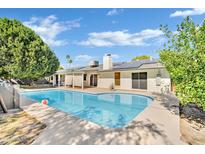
[113,59,157,69]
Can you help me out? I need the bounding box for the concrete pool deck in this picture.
[20,87,185,144]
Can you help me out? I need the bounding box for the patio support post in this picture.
[81,73,84,90]
[58,74,61,87]
[72,73,74,88]
[53,75,56,86]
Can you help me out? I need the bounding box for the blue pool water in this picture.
[21,90,152,128]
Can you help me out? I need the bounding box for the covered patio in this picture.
[52,69,85,90]
[50,68,99,90]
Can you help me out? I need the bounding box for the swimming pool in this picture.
[21,90,152,128]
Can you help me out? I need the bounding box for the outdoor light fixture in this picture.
[156,70,161,86]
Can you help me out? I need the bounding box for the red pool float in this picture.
[41,99,48,105]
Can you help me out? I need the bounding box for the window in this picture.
[132,72,147,89]
[83,74,87,81]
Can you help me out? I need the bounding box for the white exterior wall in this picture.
[65,74,82,87]
[98,72,114,89]
[119,68,170,93]
[65,75,73,86]
[73,74,83,87]
[120,72,132,90]
[98,68,171,93]
[146,69,171,93]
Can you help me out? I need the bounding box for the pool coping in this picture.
[19,87,185,144]
[20,88,154,100]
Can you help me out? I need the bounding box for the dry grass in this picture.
[0,111,46,145]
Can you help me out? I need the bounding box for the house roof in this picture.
[55,59,164,74]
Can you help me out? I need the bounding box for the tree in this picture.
[132,55,151,61]
[159,16,205,110]
[66,54,72,68]
[0,18,59,80]
[58,66,64,70]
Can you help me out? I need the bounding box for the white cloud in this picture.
[107,9,123,16]
[74,54,96,62]
[170,8,205,18]
[155,37,166,46]
[77,29,163,47]
[23,15,81,47]
[111,54,120,59]
[112,20,118,24]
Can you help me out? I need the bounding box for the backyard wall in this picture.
[0,85,14,110]
[0,84,20,110]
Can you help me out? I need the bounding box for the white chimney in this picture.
[103,53,113,70]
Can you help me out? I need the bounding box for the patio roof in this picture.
[55,66,86,74]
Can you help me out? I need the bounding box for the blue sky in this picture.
[0,8,205,68]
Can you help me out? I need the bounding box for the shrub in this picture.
[159,17,205,110]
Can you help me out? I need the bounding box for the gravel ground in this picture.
[180,103,205,144]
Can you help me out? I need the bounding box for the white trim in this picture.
[58,74,61,87]
[81,73,84,90]
[72,73,74,88]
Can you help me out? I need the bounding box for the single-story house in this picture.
[49,54,171,93]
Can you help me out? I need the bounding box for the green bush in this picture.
[159,17,205,110]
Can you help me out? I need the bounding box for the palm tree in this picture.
[66,55,73,69]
